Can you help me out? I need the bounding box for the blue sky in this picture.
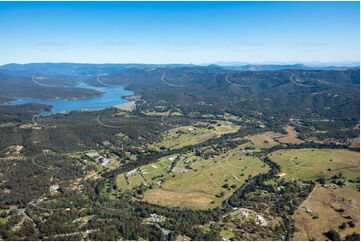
[0,1,359,65]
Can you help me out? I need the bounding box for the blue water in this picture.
[9,83,133,114]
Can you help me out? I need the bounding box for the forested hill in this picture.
[0,64,359,122]
[101,67,360,121]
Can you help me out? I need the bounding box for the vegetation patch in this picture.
[245,125,303,150]
[140,149,268,209]
[148,121,239,150]
[277,125,303,144]
[268,148,359,182]
[116,154,174,190]
[116,146,268,209]
[245,132,280,150]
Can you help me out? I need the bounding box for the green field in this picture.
[0,209,10,224]
[268,148,360,181]
[116,147,268,209]
[116,155,175,190]
[143,150,267,209]
[148,121,239,150]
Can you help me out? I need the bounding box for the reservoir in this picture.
[9,83,134,114]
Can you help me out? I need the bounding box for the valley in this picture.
[0,63,359,241]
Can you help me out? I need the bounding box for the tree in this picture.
[323,229,341,241]
[345,233,360,241]
[222,183,229,189]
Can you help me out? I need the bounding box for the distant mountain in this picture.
[0,63,196,76]
[0,63,358,77]
[0,63,150,76]
[216,63,359,71]
[222,64,308,71]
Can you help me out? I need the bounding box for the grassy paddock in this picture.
[116,155,174,190]
[268,148,359,181]
[245,125,303,150]
[116,146,268,209]
[148,121,239,150]
[142,150,268,209]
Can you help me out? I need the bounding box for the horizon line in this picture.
[1,61,360,67]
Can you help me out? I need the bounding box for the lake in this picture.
[9,83,134,114]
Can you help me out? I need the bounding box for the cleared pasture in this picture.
[148,121,239,150]
[142,150,268,209]
[116,146,268,209]
[245,125,303,150]
[116,155,175,190]
[293,186,360,240]
[268,148,360,181]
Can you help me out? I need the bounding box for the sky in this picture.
[0,1,359,65]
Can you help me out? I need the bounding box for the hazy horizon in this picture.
[0,61,359,67]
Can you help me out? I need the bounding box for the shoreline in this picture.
[114,101,136,111]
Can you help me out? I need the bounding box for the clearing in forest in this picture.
[116,147,268,209]
[277,125,303,144]
[245,125,303,150]
[268,148,360,181]
[140,149,268,209]
[116,155,175,190]
[148,121,239,150]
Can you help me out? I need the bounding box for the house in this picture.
[255,215,267,226]
[49,184,59,193]
[149,213,165,223]
[98,156,110,166]
[275,185,285,192]
[126,169,137,177]
[168,156,176,162]
[86,151,99,158]
[243,149,254,155]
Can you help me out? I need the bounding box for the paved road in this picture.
[161,74,185,87]
[225,74,250,87]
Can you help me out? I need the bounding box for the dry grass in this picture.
[245,125,303,150]
[143,189,214,208]
[277,126,303,144]
[293,186,360,240]
[175,235,192,241]
[114,101,136,111]
[245,132,280,150]
[348,137,360,148]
